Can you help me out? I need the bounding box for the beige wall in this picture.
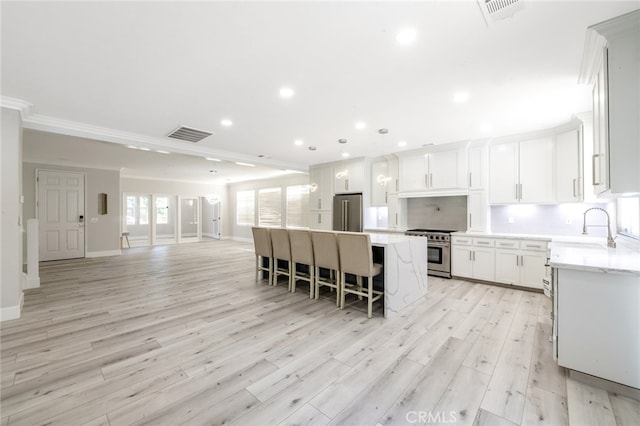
[1,107,24,320]
[23,162,121,255]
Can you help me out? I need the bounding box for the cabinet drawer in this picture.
[473,238,495,247]
[520,240,549,251]
[495,239,520,249]
[452,236,472,245]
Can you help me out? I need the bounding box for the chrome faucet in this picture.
[582,207,616,248]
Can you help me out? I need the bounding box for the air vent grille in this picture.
[167,126,213,143]
[479,0,526,23]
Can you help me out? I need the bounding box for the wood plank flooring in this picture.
[1,239,638,425]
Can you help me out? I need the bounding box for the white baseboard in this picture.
[231,236,252,243]
[0,292,24,322]
[26,275,41,289]
[86,249,121,258]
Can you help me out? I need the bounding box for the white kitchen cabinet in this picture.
[451,236,495,282]
[309,165,334,211]
[467,191,489,233]
[468,143,488,190]
[334,159,364,194]
[387,156,400,195]
[581,11,640,196]
[387,194,406,229]
[494,239,547,289]
[371,160,389,207]
[398,146,466,194]
[556,268,640,389]
[489,137,554,204]
[309,210,332,230]
[555,128,584,202]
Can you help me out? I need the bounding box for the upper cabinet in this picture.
[333,159,365,194]
[371,159,389,207]
[489,137,555,204]
[555,128,584,203]
[579,10,640,196]
[467,142,488,190]
[309,165,333,211]
[398,144,467,196]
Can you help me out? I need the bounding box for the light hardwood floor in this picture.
[1,240,638,426]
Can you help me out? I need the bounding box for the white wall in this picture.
[1,107,24,321]
[228,173,309,240]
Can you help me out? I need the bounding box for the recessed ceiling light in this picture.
[279,87,295,98]
[205,157,221,162]
[235,162,255,167]
[156,150,170,154]
[397,140,407,147]
[126,145,138,150]
[138,147,151,151]
[342,152,350,158]
[294,139,304,146]
[355,122,366,130]
[221,119,233,127]
[453,92,470,103]
[396,28,417,45]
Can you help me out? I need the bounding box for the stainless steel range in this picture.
[405,229,455,278]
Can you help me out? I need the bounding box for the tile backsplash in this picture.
[407,196,468,231]
[490,202,614,236]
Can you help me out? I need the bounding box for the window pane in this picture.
[258,187,282,227]
[286,185,309,228]
[156,196,169,225]
[126,196,137,225]
[139,196,149,225]
[236,190,255,226]
[618,197,639,238]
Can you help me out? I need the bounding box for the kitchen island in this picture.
[549,239,640,390]
[368,233,428,318]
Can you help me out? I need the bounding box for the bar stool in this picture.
[251,227,273,283]
[288,229,315,298]
[337,232,384,318]
[310,231,341,306]
[270,228,293,290]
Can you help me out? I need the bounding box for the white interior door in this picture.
[37,170,85,261]
[212,201,221,240]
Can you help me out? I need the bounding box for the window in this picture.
[126,195,150,225]
[155,196,169,225]
[258,187,282,227]
[286,185,309,228]
[236,190,255,226]
[617,197,639,239]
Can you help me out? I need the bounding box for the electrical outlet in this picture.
[508,216,515,224]
[566,218,572,225]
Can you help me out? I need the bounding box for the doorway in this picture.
[37,170,85,261]
[201,196,222,240]
[179,197,200,243]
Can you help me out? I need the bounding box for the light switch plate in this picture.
[508,216,515,224]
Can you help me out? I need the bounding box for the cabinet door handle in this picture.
[519,184,523,200]
[395,179,399,192]
[345,179,349,191]
[515,183,519,200]
[385,192,388,204]
[430,173,433,188]
[424,174,429,188]
[592,154,601,186]
[473,251,476,261]
[516,255,520,266]
[395,213,398,226]
[468,172,472,188]
[318,213,321,224]
[317,199,321,209]
[468,213,472,228]
[572,178,577,198]
[469,251,472,261]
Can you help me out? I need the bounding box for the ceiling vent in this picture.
[167,126,213,143]
[478,0,527,24]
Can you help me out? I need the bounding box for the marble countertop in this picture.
[367,232,424,246]
[549,238,640,276]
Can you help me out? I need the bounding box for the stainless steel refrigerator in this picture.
[332,193,363,232]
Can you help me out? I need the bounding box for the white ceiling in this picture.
[2,1,638,184]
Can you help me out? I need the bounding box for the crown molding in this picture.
[23,157,124,172]
[5,96,304,172]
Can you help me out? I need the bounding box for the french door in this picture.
[179,197,200,243]
[37,170,85,261]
